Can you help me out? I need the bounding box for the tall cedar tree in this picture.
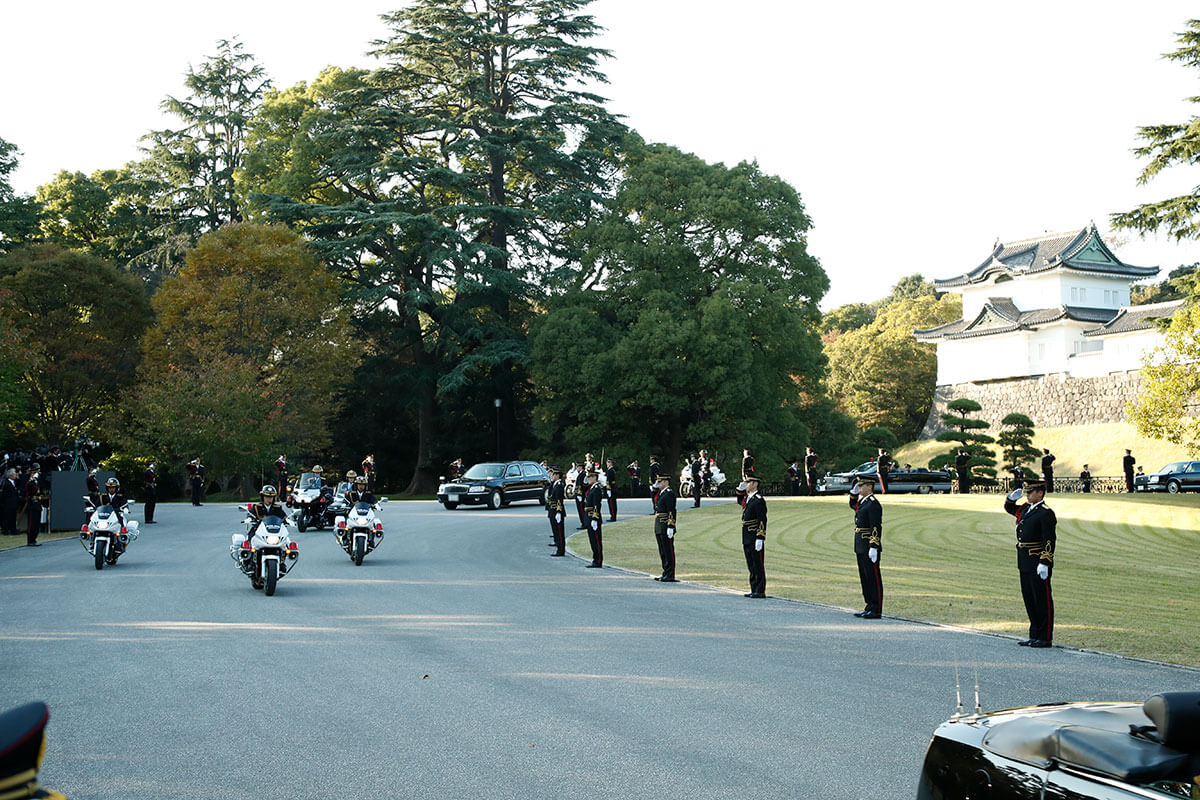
[1112,19,1200,241]
[134,224,359,493]
[933,398,996,483]
[530,140,829,473]
[997,413,1041,474]
[140,39,269,271]
[255,1,625,492]
[0,245,150,443]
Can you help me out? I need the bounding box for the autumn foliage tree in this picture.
[133,224,358,491]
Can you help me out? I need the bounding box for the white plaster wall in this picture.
[958,272,1131,318]
[937,331,1031,384]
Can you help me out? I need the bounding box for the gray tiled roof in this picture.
[1080,300,1186,337]
[934,224,1159,288]
[914,303,1117,341]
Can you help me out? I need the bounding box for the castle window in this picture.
[1079,288,1087,302]
[1071,287,1078,302]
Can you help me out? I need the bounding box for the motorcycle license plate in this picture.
[448,494,460,501]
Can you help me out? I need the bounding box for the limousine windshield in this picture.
[462,464,504,480]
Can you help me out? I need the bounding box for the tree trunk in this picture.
[403,321,441,496]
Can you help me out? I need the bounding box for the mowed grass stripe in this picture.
[570,493,1200,666]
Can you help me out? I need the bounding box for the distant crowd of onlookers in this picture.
[1,442,100,541]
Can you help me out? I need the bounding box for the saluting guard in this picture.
[876,448,892,494]
[143,463,158,523]
[804,447,819,496]
[23,468,43,546]
[1003,479,1056,648]
[652,473,677,582]
[275,454,288,494]
[627,460,641,498]
[583,468,604,568]
[1041,449,1056,492]
[572,460,588,530]
[741,475,767,597]
[547,466,566,557]
[187,459,205,506]
[648,456,662,504]
[954,449,971,493]
[689,453,703,508]
[605,458,618,522]
[849,476,883,618]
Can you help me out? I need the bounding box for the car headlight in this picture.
[469,486,486,493]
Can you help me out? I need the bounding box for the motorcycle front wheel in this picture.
[297,513,307,533]
[264,559,278,596]
[94,539,106,570]
[353,538,365,566]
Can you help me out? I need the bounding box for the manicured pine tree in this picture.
[932,398,996,485]
[997,413,1041,477]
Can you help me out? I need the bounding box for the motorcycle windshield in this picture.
[94,506,115,520]
[353,502,372,514]
[262,516,284,534]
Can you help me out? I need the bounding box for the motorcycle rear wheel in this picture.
[94,539,106,570]
[353,538,365,566]
[264,559,278,596]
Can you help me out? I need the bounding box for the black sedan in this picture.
[816,462,953,495]
[916,691,1199,799]
[437,461,549,510]
[1135,461,1200,494]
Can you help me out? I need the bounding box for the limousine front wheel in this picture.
[487,489,503,510]
[917,484,932,494]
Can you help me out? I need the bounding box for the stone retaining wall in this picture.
[919,371,1143,438]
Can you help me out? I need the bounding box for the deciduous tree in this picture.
[0,137,41,252]
[1128,304,1200,455]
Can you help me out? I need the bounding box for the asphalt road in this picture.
[2,497,1195,799]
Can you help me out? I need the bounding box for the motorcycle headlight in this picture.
[265,534,282,546]
[96,521,110,530]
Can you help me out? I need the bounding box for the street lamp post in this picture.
[494,398,502,459]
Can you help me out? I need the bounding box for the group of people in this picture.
[274,454,378,496]
[544,450,1061,651]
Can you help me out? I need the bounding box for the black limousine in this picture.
[437,461,549,510]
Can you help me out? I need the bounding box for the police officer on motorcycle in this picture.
[345,476,376,506]
[98,478,129,525]
[249,485,292,524]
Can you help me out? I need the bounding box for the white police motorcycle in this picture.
[334,499,386,566]
[80,500,138,570]
[230,508,299,595]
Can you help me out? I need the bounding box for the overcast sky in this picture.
[4,1,1199,308]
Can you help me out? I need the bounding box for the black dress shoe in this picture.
[26,542,41,547]
[1028,639,1053,648]
[1018,639,1033,646]
[653,576,663,581]
[859,611,881,619]
[750,592,766,598]
[744,592,755,597]
[586,563,602,568]
[853,611,866,617]
[550,552,564,557]
[660,578,677,583]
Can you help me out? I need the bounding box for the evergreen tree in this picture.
[254,1,625,492]
[0,137,41,252]
[933,398,996,484]
[997,413,1041,474]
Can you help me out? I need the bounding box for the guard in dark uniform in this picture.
[86,469,102,509]
[187,459,204,505]
[648,456,662,504]
[23,468,42,546]
[804,447,819,496]
[0,468,18,537]
[849,476,883,618]
[954,449,970,493]
[1041,449,1056,493]
[344,475,376,505]
[1011,464,1025,490]
[1080,464,1092,493]
[546,466,566,557]
[741,449,755,479]
[876,449,892,494]
[143,463,158,523]
[582,468,604,568]
[1003,479,1056,648]
[1123,449,1136,492]
[605,458,619,522]
[785,458,800,496]
[652,473,677,582]
[572,461,588,530]
[626,460,641,498]
[361,454,377,492]
[741,476,767,598]
[689,453,703,508]
[275,455,288,494]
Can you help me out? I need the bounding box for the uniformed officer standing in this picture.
[546,466,566,557]
[0,468,18,537]
[24,468,43,546]
[361,454,377,492]
[689,453,703,508]
[1080,464,1092,493]
[583,468,604,568]
[876,448,892,494]
[572,461,588,530]
[187,459,204,506]
[626,460,641,499]
[605,458,619,522]
[741,448,755,479]
[652,473,677,582]
[143,463,158,523]
[1123,449,1136,492]
[804,447,819,496]
[648,456,662,504]
[849,476,883,618]
[1003,479,1056,648]
[1041,449,1056,493]
[741,475,767,598]
[954,449,971,493]
[86,468,102,507]
[275,455,288,494]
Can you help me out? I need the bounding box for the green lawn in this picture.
[570,492,1200,666]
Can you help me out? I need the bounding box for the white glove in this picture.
[590,520,598,531]
[850,485,860,496]
[1037,564,1048,580]
[1007,487,1023,502]
[754,538,763,552]
[666,527,674,540]
[869,547,878,564]
[555,513,562,524]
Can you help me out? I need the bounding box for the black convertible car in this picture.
[916,692,1200,799]
[437,461,549,510]
[816,462,953,495]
